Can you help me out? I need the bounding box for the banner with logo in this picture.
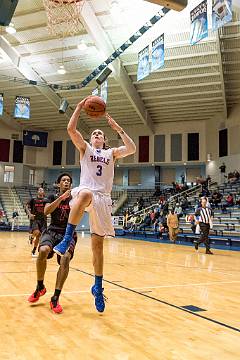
[190,0,208,45]
[14,96,30,119]
[152,34,164,72]
[92,87,99,96]
[100,80,108,104]
[212,0,232,31]
[23,130,48,147]
[137,45,150,81]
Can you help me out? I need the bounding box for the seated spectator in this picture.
[139,212,152,230]
[226,193,234,206]
[180,196,189,213]
[174,203,183,218]
[222,193,234,212]
[133,202,139,213]
[153,211,165,232]
[158,223,165,239]
[211,191,222,208]
[137,196,144,211]
[129,214,142,231]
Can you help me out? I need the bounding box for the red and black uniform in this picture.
[28,197,48,233]
[39,194,77,264]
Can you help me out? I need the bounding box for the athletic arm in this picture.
[25,200,35,220]
[67,99,88,155]
[44,191,71,215]
[106,113,136,159]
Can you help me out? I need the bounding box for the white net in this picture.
[43,0,85,36]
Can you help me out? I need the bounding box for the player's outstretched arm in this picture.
[106,113,136,159]
[67,99,88,154]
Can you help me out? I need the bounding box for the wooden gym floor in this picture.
[0,231,239,360]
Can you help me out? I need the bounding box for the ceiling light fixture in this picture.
[110,0,120,15]
[58,37,66,74]
[77,40,88,51]
[6,23,16,34]
[58,64,66,74]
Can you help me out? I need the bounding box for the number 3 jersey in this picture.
[79,143,114,194]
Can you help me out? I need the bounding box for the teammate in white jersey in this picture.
[54,97,136,312]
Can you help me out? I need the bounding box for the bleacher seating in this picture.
[117,180,240,250]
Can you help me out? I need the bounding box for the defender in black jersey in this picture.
[26,188,48,257]
[28,173,77,313]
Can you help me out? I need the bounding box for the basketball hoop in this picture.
[43,0,85,36]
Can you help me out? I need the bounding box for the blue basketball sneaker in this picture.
[53,236,71,256]
[91,285,107,313]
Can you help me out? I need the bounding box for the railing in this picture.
[131,183,203,219]
[112,190,127,215]
[167,184,203,205]
[7,186,27,225]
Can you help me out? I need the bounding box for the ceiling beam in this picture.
[79,1,155,133]
[133,72,221,84]
[216,31,227,119]
[127,62,220,76]
[137,81,222,92]
[0,36,89,136]
[145,96,223,106]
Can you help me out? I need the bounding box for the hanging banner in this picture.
[0,93,3,116]
[190,0,208,45]
[137,45,150,81]
[92,87,99,96]
[100,80,108,104]
[14,96,30,119]
[151,34,165,72]
[212,0,232,31]
[23,130,48,147]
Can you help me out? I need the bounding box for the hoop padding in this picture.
[43,0,85,36]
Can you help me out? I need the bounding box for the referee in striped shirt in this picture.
[194,197,213,255]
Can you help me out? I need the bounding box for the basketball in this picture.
[83,96,106,119]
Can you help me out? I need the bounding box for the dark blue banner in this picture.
[23,130,48,147]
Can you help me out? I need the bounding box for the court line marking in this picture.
[1,279,239,298]
[70,267,240,333]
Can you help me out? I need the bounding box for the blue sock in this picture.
[95,275,103,289]
[63,223,76,244]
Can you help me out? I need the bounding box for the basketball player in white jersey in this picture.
[54,97,136,312]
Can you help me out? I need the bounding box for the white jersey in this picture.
[80,143,114,194]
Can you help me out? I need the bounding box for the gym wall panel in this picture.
[66,140,75,165]
[219,129,228,157]
[53,141,62,165]
[161,168,176,183]
[186,167,201,182]
[188,133,199,161]
[154,135,165,162]
[0,139,10,162]
[229,126,240,155]
[128,169,141,185]
[122,154,134,164]
[13,140,23,163]
[113,168,123,185]
[139,136,149,162]
[171,134,182,161]
[25,147,36,165]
